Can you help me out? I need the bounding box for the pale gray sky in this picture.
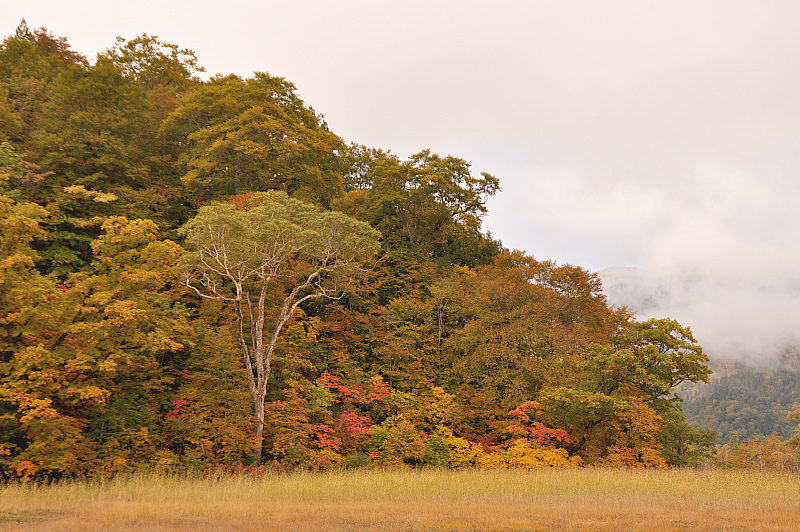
[4,1,800,360]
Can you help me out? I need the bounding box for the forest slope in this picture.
[0,22,718,479]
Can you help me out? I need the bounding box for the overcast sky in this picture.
[4,1,800,361]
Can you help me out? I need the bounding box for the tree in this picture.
[178,191,380,459]
[0,23,88,145]
[0,206,193,478]
[97,33,203,93]
[601,318,711,403]
[536,318,710,465]
[337,147,501,267]
[443,252,616,435]
[160,73,345,206]
[659,403,717,466]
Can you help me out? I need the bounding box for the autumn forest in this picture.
[2,22,788,482]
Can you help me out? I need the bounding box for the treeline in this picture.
[1,22,721,480]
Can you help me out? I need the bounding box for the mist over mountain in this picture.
[597,266,800,364]
[599,267,800,441]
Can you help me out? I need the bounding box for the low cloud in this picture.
[600,263,800,363]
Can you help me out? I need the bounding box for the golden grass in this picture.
[1,468,799,531]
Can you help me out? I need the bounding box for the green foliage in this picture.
[0,23,88,147]
[682,357,800,443]
[336,146,502,267]
[788,403,800,446]
[179,191,380,461]
[98,33,204,92]
[179,191,381,295]
[443,252,615,433]
[660,403,718,466]
[423,429,452,467]
[0,207,193,478]
[161,73,344,205]
[370,416,427,467]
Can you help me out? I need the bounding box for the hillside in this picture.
[680,354,800,443]
[0,23,715,479]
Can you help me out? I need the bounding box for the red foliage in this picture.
[310,424,342,452]
[337,411,373,437]
[166,399,189,419]
[508,401,572,444]
[508,401,545,422]
[316,371,391,405]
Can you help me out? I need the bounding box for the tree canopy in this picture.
[0,24,725,479]
[160,73,345,206]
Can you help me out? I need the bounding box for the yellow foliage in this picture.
[146,330,185,352]
[63,184,119,203]
[73,385,110,403]
[479,439,581,470]
[718,436,800,471]
[402,387,458,428]
[103,300,148,326]
[447,437,581,470]
[371,416,426,467]
[0,252,35,271]
[595,397,668,468]
[445,435,486,468]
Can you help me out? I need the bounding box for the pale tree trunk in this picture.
[237,271,325,462]
[253,394,265,460]
[236,293,267,462]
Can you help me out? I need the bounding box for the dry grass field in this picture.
[1,468,799,531]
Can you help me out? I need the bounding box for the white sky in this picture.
[4,1,800,360]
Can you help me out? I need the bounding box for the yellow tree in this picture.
[1,200,193,478]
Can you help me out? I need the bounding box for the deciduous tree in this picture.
[161,74,344,205]
[178,191,380,459]
[338,147,501,267]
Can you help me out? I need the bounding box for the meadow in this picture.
[1,468,799,531]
